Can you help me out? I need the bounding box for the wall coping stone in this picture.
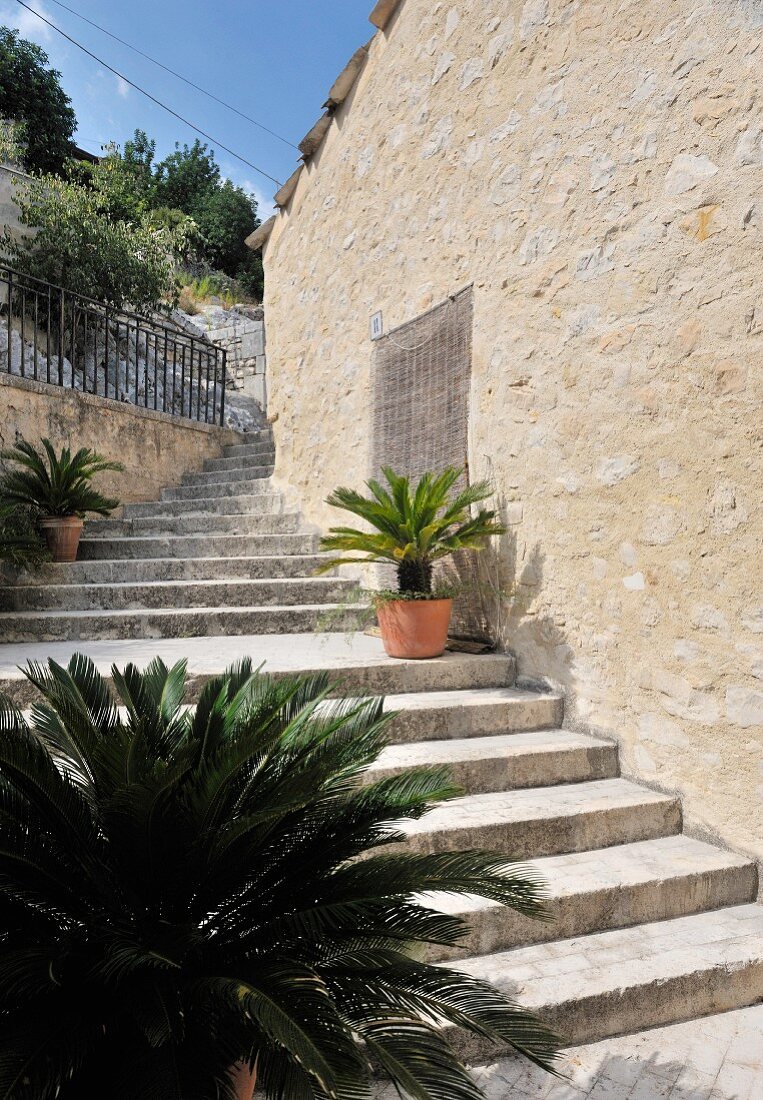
[0,372,239,443]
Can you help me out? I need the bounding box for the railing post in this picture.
[58,290,65,386]
[219,349,227,427]
[104,308,110,399]
[32,289,38,381]
[70,295,76,388]
[6,270,12,374]
[19,285,25,377]
[46,285,51,383]
[189,337,195,420]
[161,331,168,412]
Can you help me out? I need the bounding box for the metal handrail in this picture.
[0,266,227,426]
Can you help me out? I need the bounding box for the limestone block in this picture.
[736,126,763,167]
[519,0,548,42]
[664,154,719,196]
[726,688,763,728]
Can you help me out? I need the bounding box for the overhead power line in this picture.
[13,0,284,188]
[44,0,299,152]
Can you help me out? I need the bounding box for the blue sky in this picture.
[0,0,373,217]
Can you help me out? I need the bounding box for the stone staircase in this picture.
[0,428,365,642]
[1,638,759,1061]
[360,660,763,1058]
[0,418,760,1069]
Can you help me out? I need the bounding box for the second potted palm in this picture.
[0,438,123,562]
[320,466,505,659]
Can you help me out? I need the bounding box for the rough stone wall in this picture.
[264,0,763,860]
[0,373,237,505]
[194,306,267,411]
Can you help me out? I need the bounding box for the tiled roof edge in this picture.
[245,215,277,251]
[245,2,405,248]
[369,0,403,30]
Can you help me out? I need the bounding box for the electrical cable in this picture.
[44,0,299,152]
[13,0,284,188]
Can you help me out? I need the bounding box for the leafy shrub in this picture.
[0,500,48,570]
[3,171,186,313]
[0,655,560,1099]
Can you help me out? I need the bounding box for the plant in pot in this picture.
[0,654,560,1100]
[319,466,507,659]
[0,438,123,562]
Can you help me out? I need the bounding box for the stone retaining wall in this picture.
[194,306,267,411]
[263,0,763,860]
[0,373,238,505]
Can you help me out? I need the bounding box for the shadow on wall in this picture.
[442,491,575,693]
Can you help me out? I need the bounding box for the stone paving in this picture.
[373,1007,763,1099]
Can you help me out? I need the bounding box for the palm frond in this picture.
[0,659,559,1099]
[0,437,123,517]
[319,466,507,593]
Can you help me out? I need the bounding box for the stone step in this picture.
[182,465,274,487]
[449,903,763,1058]
[86,511,299,538]
[380,687,564,744]
[0,576,356,613]
[0,638,516,708]
[0,603,369,643]
[400,778,682,859]
[369,729,618,793]
[78,533,320,561]
[424,834,758,962]
[222,437,273,457]
[203,449,275,472]
[162,478,277,502]
[8,554,334,586]
[122,493,284,519]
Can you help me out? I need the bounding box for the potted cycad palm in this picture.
[320,467,506,659]
[0,438,123,562]
[0,655,559,1099]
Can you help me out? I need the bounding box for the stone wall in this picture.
[0,373,238,505]
[263,0,763,860]
[192,305,267,411]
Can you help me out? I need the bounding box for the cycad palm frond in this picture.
[0,656,560,1100]
[320,466,506,594]
[0,438,124,517]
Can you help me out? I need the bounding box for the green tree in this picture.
[193,180,257,274]
[0,28,75,174]
[121,127,156,197]
[150,139,262,295]
[153,138,220,213]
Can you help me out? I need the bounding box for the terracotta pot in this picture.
[376,598,453,660]
[39,516,84,563]
[229,1061,257,1100]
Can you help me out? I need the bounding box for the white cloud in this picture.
[0,0,53,42]
[219,166,278,221]
[115,76,130,99]
[251,185,277,222]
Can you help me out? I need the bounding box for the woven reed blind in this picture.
[371,286,493,642]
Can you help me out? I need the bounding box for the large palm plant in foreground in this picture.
[0,656,560,1099]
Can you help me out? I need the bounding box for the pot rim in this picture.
[39,515,85,527]
[377,596,454,607]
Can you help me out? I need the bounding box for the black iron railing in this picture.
[0,266,227,426]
